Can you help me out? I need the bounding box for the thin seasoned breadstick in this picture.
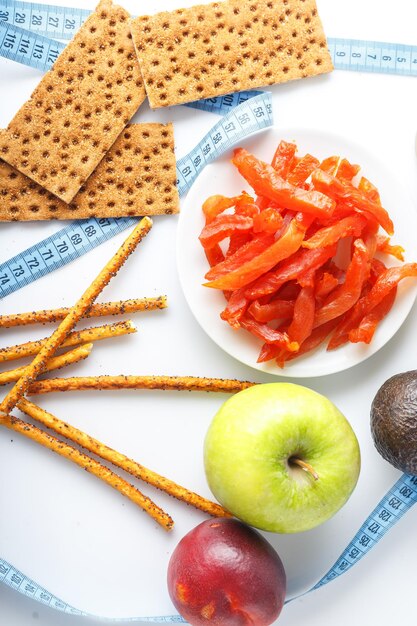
[0,344,93,386]
[0,321,136,363]
[18,398,231,519]
[0,217,152,415]
[0,410,173,530]
[27,375,256,395]
[0,297,167,329]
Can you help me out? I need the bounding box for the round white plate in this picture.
[177,127,417,378]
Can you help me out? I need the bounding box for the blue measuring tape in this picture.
[0,90,273,299]
[1,0,417,75]
[1,472,415,620]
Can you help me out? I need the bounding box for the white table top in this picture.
[1,0,417,624]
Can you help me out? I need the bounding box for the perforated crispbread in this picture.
[130,0,333,109]
[0,0,145,203]
[0,124,179,220]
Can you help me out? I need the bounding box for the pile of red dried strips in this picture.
[198,141,417,367]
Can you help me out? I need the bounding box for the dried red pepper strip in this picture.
[257,342,281,363]
[246,244,336,300]
[205,233,274,281]
[312,169,394,235]
[315,271,339,299]
[202,193,253,224]
[278,318,342,365]
[232,149,336,219]
[248,298,295,323]
[271,140,297,177]
[358,176,381,205]
[376,235,405,262]
[348,287,397,344]
[205,215,310,290]
[319,156,340,175]
[287,284,315,344]
[220,287,251,329]
[287,154,320,186]
[336,159,360,181]
[253,207,284,233]
[205,245,224,267]
[327,263,417,350]
[314,239,370,327]
[302,214,367,249]
[199,214,253,249]
[234,198,260,218]
[240,315,299,352]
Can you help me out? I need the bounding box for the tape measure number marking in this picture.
[0,217,137,298]
[177,92,273,196]
[0,19,62,69]
[328,37,417,75]
[0,0,89,39]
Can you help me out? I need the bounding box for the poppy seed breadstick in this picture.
[27,374,256,395]
[0,344,93,386]
[0,321,136,363]
[0,297,167,329]
[0,217,152,415]
[18,398,231,519]
[0,410,173,530]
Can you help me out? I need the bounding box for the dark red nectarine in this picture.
[167,518,286,626]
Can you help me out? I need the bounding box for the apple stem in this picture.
[290,457,319,481]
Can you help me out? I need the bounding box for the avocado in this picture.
[370,370,417,475]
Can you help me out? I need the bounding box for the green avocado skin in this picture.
[371,370,417,475]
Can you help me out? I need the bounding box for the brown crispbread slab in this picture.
[0,124,179,220]
[130,0,333,109]
[0,0,146,203]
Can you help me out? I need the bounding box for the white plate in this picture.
[177,127,417,378]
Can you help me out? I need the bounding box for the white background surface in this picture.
[1,0,417,625]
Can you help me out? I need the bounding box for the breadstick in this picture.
[0,321,136,363]
[0,297,167,329]
[18,398,231,519]
[27,375,256,395]
[0,344,93,386]
[0,410,173,530]
[0,217,152,415]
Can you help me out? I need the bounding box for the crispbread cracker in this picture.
[0,0,145,203]
[131,0,333,109]
[0,124,179,220]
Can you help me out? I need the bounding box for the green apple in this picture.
[204,383,360,533]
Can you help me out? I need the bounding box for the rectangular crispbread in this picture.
[130,0,333,109]
[0,0,146,203]
[0,124,179,220]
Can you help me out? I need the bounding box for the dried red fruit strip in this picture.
[302,214,367,249]
[205,216,309,291]
[314,239,370,328]
[232,149,336,219]
[240,315,299,352]
[199,214,253,249]
[271,140,297,177]
[246,244,336,300]
[205,233,274,281]
[348,287,397,345]
[202,193,252,224]
[327,263,417,350]
[287,154,320,186]
[376,235,405,262]
[312,169,394,235]
[220,287,251,329]
[248,299,295,323]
